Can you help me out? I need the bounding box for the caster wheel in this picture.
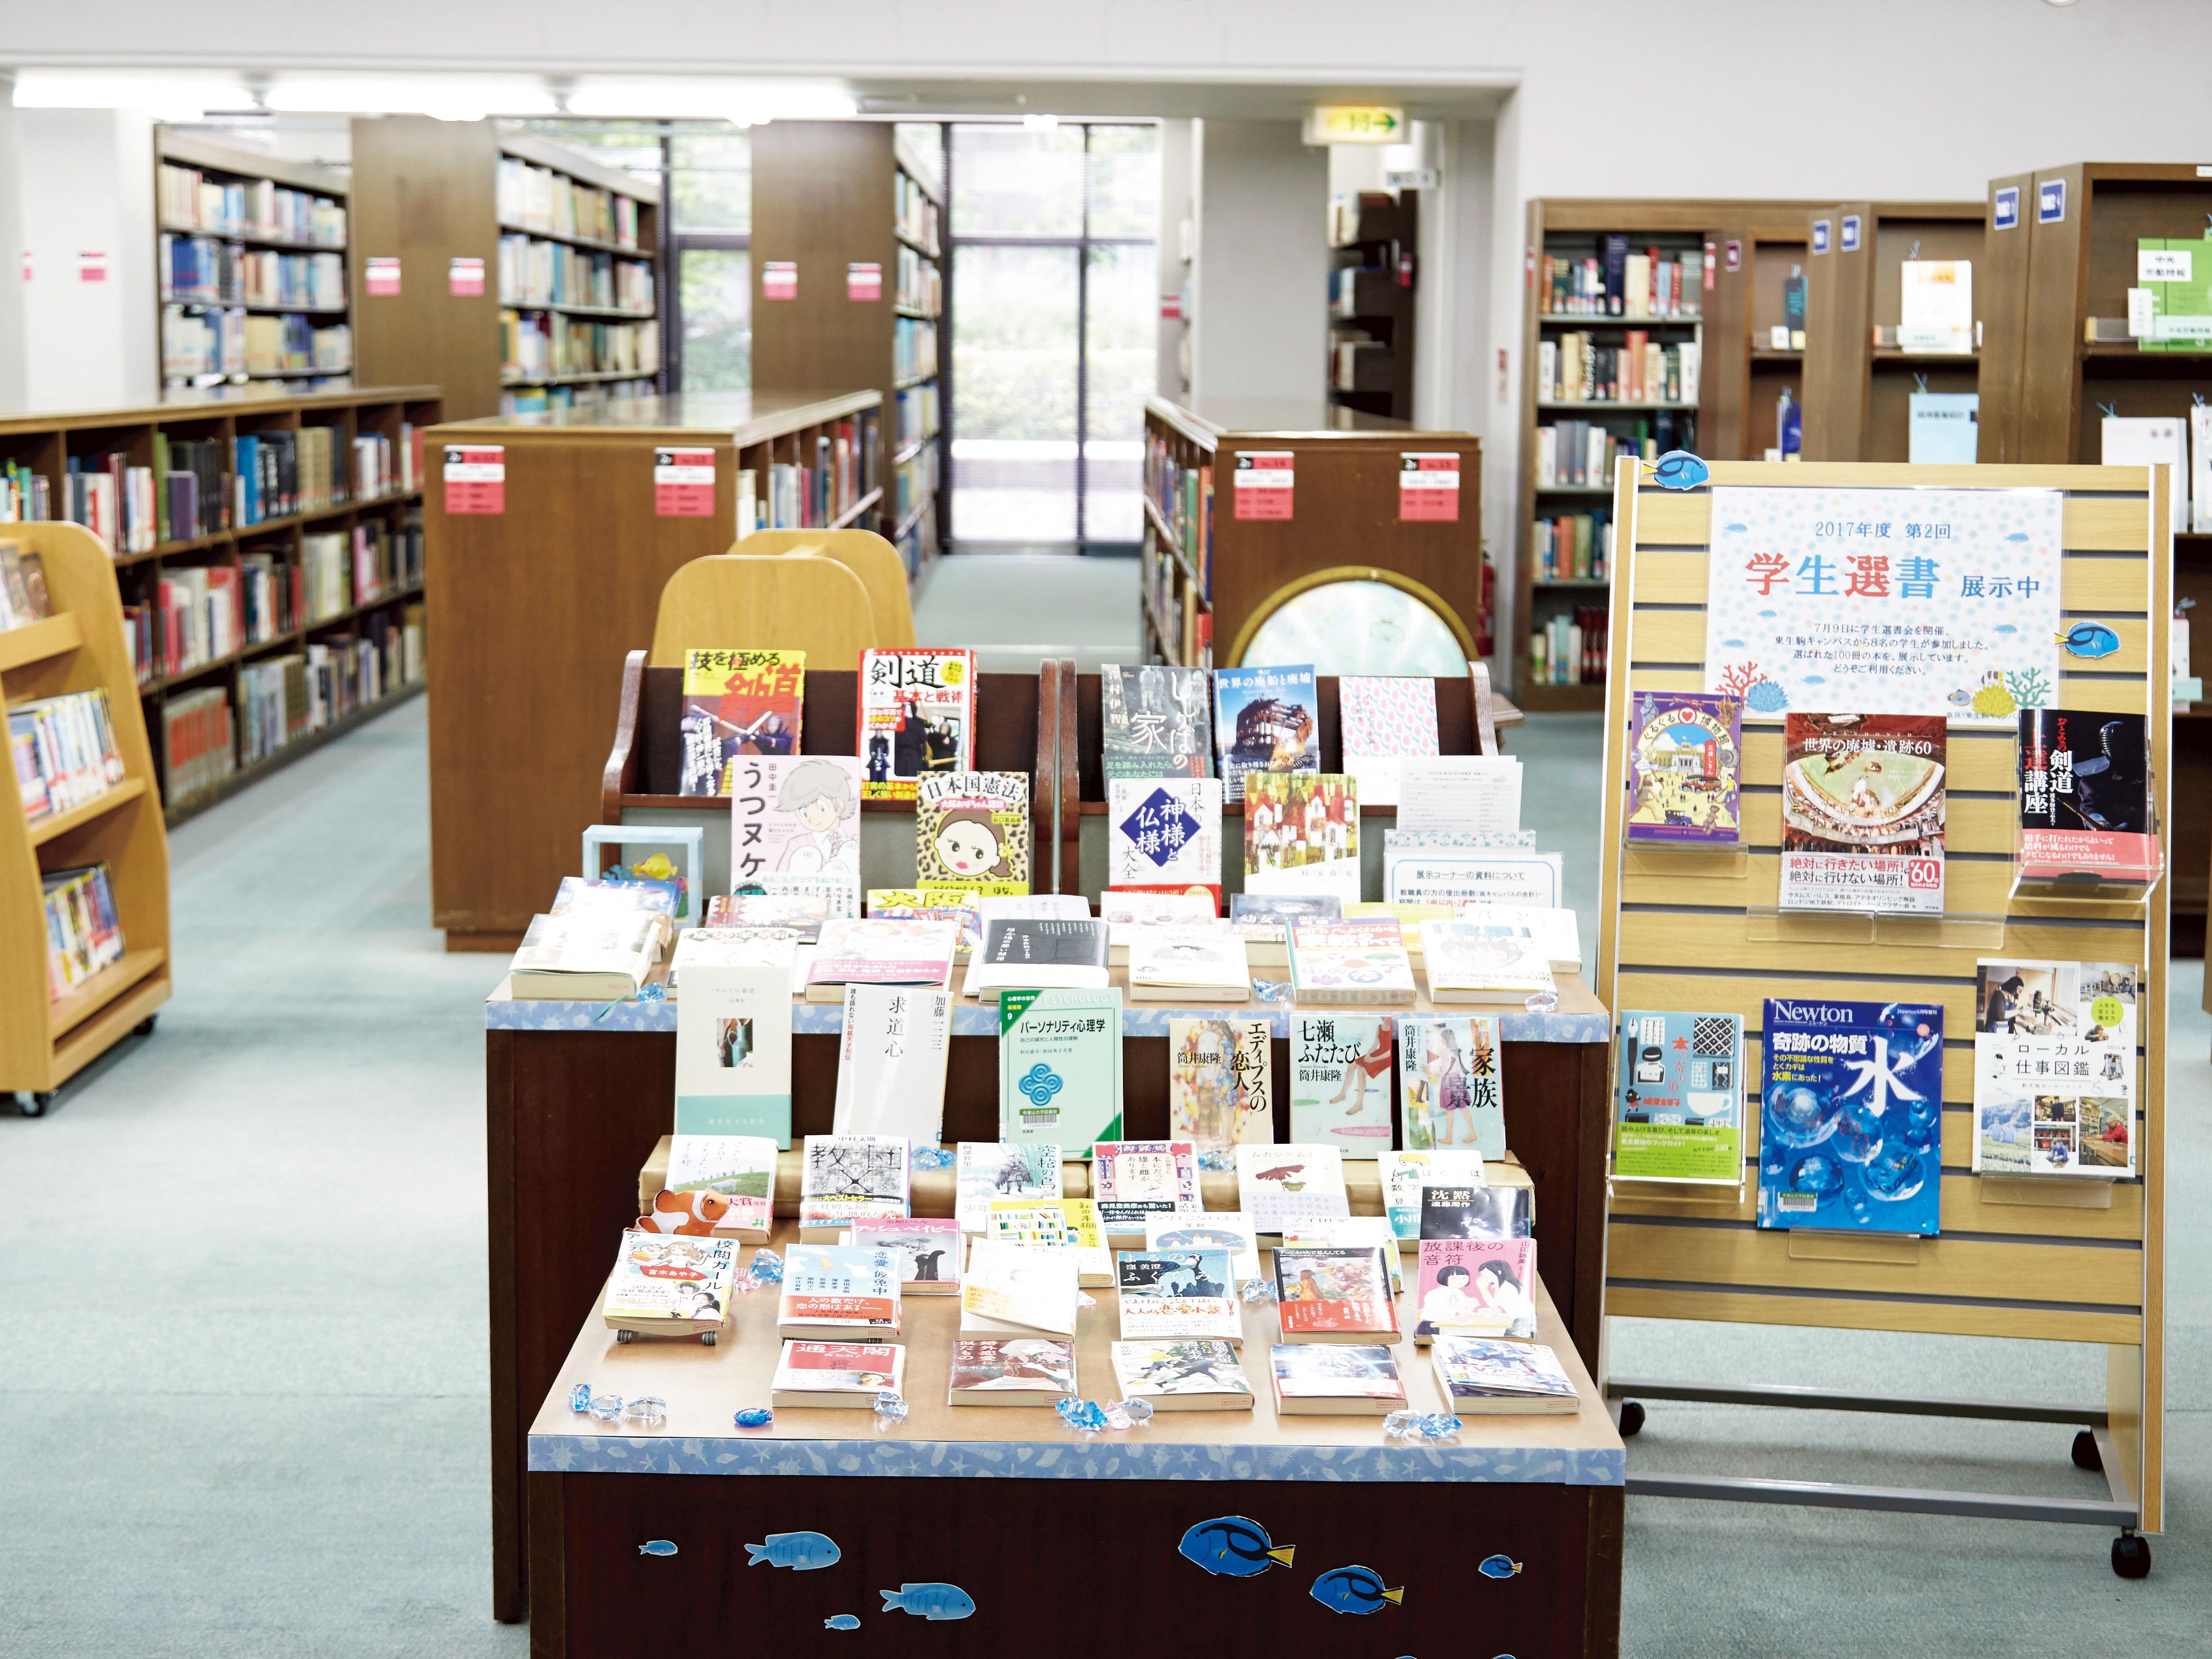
[2112,1533,2151,1579]
[133,1015,159,1037]
[20,1092,53,1118]
[2073,1429,2103,1472]
[1618,1400,1646,1437]
[615,1329,636,1345]
[702,1331,718,1347]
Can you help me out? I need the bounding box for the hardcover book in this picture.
[1242,772,1360,905]
[1108,1338,1255,1409]
[705,892,829,942]
[953,1141,1062,1234]
[667,925,799,990]
[776,1243,903,1337]
[797,1134,912,1237]
[1413,1235,1536,1344]
[647,1134,778,1239]
[726,753,860,900]
[1212,664,1320,804]
[601,1229,740,1336]
[770,1339,907,1407]
[1758,996,1944,1234]
[857,646,975,801]
[1624,692,1742,844]
[1286,918,1418,1007]
[1273,1244,1400,1344]
[1378,1148,1487,1240]
[999,989,1125,1155]
[1336,676,1440,809]
[1270,1342,1407,1414]
[832,985,953,1143]
[1127,926,1249,1002]
[1612,1010,1745,1185]
[1107,777,1224,891]
[2016,709,2155,882]
[1236,1143,1351,1234]
[948,1336,1078,1405]
[1418,921,1557,1004]
[678,647,804,796]
[842,1217,963,1293]
[915,770,1031,897]
[1289,1014,1395,1155]
[1779,714,1946,914]
[1102,887,1218,955]
[1099,663,1213,780]
[674,962,794,1145]
[1144,1210,1262,1284]
[1115,1248,1241,1342]
[1431,1335,1579,1414]
[959,1237,1080,1337]
[1170,1017,1273,1163]
[1971,959,2137,1177]
[1396,1015,1505,1154]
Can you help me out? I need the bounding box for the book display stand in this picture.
[1594,458,2170,1577]
[0,522,172,1111]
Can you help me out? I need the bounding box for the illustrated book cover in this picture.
[1336,675,1440,809]
[915,770,1030,897]
[841,1217,963,1294]
[646,1134,778,1239]
[727,753,861,902]
[1273,1244,1400,1344]
[1236,1143,1351,1234]
[1378,1148,1487,1241]
[1779,713,1946,914]
[1242,771,1361,905]
[1115,1248,1241,1342]
[1212,664,1319,804]
[1758,996,1944,1234]
[1169,1017,1273,1163]
[1288,1014,1395,1155]
[678,647,803,796]
[601,1229,739,1335]
[1971,959,2137,1177]
[1431,1336,1578,1413]
[1127,926,1249,1002]
[1270,1342,1406,1414]
[1418,920,1557,1004]
[796,1134,912,1237]
[1396,1014,1504,1155]
[1624,692,1741,844]
[770,1340,907,1407]
[1099,662,1213,780]
[1413,1234,1536,1344]
[948,1336,1078,1405]
[1612,1009,1744,1185]
[1286,918,1418,1007]
[959,1237,1080,1337]
[776,1243,903,1336]
[953,1141,1062,1234]
[1108,1338,1254,1409]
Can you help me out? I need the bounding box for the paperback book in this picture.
[1115,1248,1241,1342]
[1145,1210,1262,1285]
[1779,714,1946,914]
[727,753,861,897]
[1431,1335,1579,1414]
[777,1243,903,1337]
[706,891,828,941]
[1227,892,1341,966]
[2016,709,2155,882]
[915,770,1030,896]
[1092,1140,1202,1231]
[842,1217,963,1293]
[1107,778,1223,891]
[805,918,959,1001]
[1378,1148,1487,1240]
[999,989,1125,1154]
[1417,1182,1533,1243]
[1971,959,2137,1177]
[1273,1244,1400,1344]
[1758,996,1944,1234]
[948,1336,1078,1405]
[1109,1338,1255,1409]
[1289,1014,1395,1154]
[1236,1143,1351,1235]
[1624,692,1742,844]
[1213,664,1319,804]
[1454,903,1584,973]
[988,1197,1113,1285]
[1413,1234,1536,1344]
[1286,918,1418,1007]
[602,1230,740,1336]
[667,925,799,991]
[1612,1010,1745,1185]
[1270,1342,1407,1415]
[1099,662,1213,779]
[797,1134,912,1238]
[1170,1017,1273,1162]
[674,962,794,1145]
[960,1237,1080,1337]
[954,1141,1062,1234]
[1127,925,1249,1002]
[1397,1015,1505,1155]
[1243,771,1361,904]
[646,1134,778,1238]
[967,918,1109,998]
[678,647,804,796]
[1337,676,1440,808]
[770,1340,907,1407]
[1281,1216,1404,1295]
[1418,921,1557,1004]
[832,985,953,1143]
[857,646,975,800]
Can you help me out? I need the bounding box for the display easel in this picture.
[1593,458,2169,1577]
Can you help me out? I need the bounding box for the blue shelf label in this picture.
[1994,186,2020,231]
[1812,219,1831,256]
[1840,214,1862,253]
[2039,179,2066,225]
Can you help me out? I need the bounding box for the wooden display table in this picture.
[524,1224,1623,1659]
[486,974,1614,1623]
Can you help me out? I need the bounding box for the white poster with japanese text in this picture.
[1702,488,2064,722]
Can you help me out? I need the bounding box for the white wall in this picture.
[18,108,156,410]
[1155,117,1194,401]
[0,80,27,410]
[1188,118,1326,406]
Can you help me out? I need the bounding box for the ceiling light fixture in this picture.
[12,69,252,121]
[261,76,557,121]
[564,78,859,125]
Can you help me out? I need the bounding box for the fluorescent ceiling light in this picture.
[262,76,558,121]
[565,78,858,124]
[12,70,251,120]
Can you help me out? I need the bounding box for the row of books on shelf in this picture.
[499,312,658,381]
[892,444,937,523]
[158,163,344,247]
[1330,336,1394,393]
[161,240,344,311]
[9,688,125,822]
[43,863,124,1001]
[1540,240,1700,319]
[1535,415,1691,491]
[1538,333,1699,405]
[0,542,52,630]
[2,461,51,523]
[894,168,940,255]
[1142,434,1212,595]
[1533,511,1612,582]
[496,156,640,249]
[893,317,938,383]
[1141,539,1211,667]
[1328,265,1399,318]
[894,500,939,579]
[893,382,939,453]
[730,416,878,537]
[498,378,656,417]
[895,245,941,316]
[161,309,350,384]
[1530,609,1608,686]
[497,234,655,313]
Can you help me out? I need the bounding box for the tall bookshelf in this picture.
[349,119,661,422]
[154,130,354,396]
[1327,189,1418,421]
[1801,201,1985,462]
[0,386,441,826]
[1699,213,1823,461]
[749,120,943,583]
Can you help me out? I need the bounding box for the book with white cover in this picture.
[1453,903,1583,973]
[797,1134,912,1238]
[507,906,664,1000]
[959,1237,1081,1337]
[1127,925,1250,1002]
[1116,1248,1241,1342]
[770,1339,907,1407]
[651,1134,779,1239]
[1235,1142,1351,1234]
[1102,888,1218,962]
[832,983,953,1142]
[804,917,959,1002]
[1396,755,1523,834]
[1418,920,1558,1004]
[1106,777,1224,890]
[674,962,794,1145]
[668,926,799,988]
[953,1141,1062,1234]
[776,1243,903,1338]
[841,1217,963,1294]
[1144,1209,1263,1284]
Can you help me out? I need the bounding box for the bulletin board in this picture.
[1593,459,2168,1544]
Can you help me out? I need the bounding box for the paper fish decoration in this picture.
[1309,1565,1404,1614]
[637,1540,678,1557]
[824,1615,862,1631]
[1178,1515,1296,1577]
[1645,450,1710,491]
[2056,622,2122,660]
[746,1531,841,1571]
[879,1582,976,1620]
[1478,1554,1524,1579]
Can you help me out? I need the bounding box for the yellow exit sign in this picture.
[1304,105,1405,145]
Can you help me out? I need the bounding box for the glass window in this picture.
[680,249,751,391]
[671,129,751,235]
[1083,242,1156,543]
[1085,125,1160,240]
[951,124,1085,239]
[951,243,1079,542]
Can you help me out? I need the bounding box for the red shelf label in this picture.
[847,262,882,302]
[449,256,485,297]
[1398,452,1460,522]
[1233,451,1294,521]
[654,447,716,517]
[366,256,401,297]
[443,444,505,515]
[763,261,797,301]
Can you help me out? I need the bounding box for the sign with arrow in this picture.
[1304,105,1406,145]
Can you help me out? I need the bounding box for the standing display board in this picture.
[1594,459,2168,1575]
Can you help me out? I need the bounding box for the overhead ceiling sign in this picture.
[1304,105,1405,145]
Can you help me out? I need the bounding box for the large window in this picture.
[948,123,1159,551]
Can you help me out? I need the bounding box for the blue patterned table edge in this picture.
[485,996,1611,1045]
[529,1432,1624,1486]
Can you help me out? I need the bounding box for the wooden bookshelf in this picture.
[0,520,171,1109]
[0,386,440,825]
[1327,189,1418,421]
[349,119,662,422]
[749,121,943,582]
[153,130,354,396]
[421,390,884,951]
[1140,396,1482,676]
[1700,214,1823,460]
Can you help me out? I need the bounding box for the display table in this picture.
[486,973,1613,1622]
[524,1224,1623,1659]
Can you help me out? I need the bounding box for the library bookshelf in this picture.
[0,386,440,826]
[1517,200,1826,709]
[1699,212,1823,462]
[349,118,661,422]
[1327,189,1418,422]
[750,121,944,582]
[1800,201,1985,462]
[153,129,354,397]
[0,521,171,1108]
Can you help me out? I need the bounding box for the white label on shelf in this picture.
[1398,453,1460,522]
[763,261,797,301]
[654,447,716,517]
[366,256,401,297]
[2127,288,2156,337]
[449,256,485,297]
[443,445,504,515]
[78,249,108,283]
[1232,451,1294,521]
[2140,249,2193,284]
[1383,167,1439,191]
[847,262,882,302]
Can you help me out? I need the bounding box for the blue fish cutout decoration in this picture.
[2006,532,2030,542]
[1178,1515,1296,1577]
[1310,1565,1405,1615]
[880,1583,976,1621]
[2057,622,2122,660]
[824,1616,861,1631]
[1479,1554,1524,1579]
[1721,639,1745,649]
[746,1531,841,1571]
[1995,623,2018,634]
[1646,450,1710,491]
[637,1540,678,1558]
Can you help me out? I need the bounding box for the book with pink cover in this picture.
[804,917,959,999]
[1337,677,1441,808]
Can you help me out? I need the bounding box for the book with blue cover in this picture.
[1612,1010,1743,1184]
[1757,997,1944,1236]
[1212,664,1319,804]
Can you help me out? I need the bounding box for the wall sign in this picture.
[1398,453,1460,522]
[443,444,505,515]
[449,256,485,297]
[1840,214,1862,253]
[1159,292,1184,320]
[1303,105,1403,144]
[366,256,401,297]
[1993,186,2020,231]
[1811,219,1831,256]
[77,250,108,284]
[846,262,882,302]
[654,447,716,516]
[1724,238,1743,273]
[2039,179,2066,224]
[1232,452,1294,521]
[763,261,797,301]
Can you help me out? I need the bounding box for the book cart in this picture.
[1594,458,2170,1576]
[0,522,171,1112]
